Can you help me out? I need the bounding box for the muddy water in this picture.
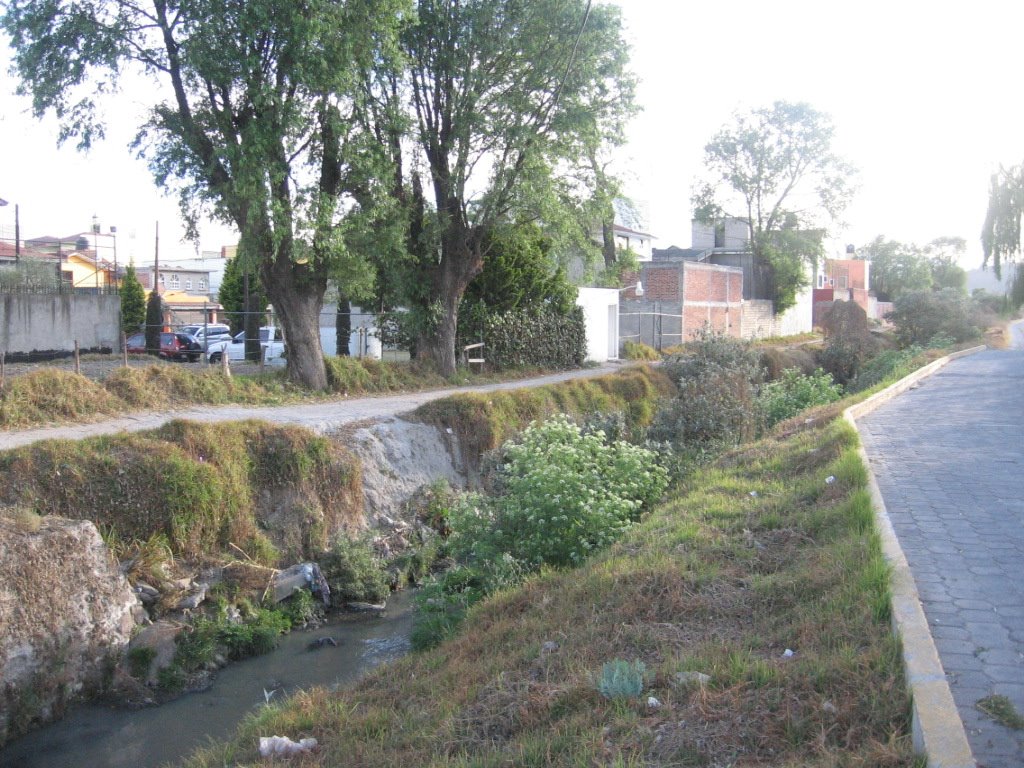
[0,590,415,768]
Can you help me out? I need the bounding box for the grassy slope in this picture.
[184,413,918,768]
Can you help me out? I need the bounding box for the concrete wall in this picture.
[577,287,618,362]
[742,283,813,339]
[0,293,120,357]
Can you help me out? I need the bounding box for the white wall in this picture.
[576,287,619,362]
[773,283,814,336]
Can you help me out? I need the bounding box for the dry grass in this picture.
[184,412,919,768]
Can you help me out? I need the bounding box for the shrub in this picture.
[649,329,761,450]
[818,301,875,385]
[887,289,980,347]
[482,306,586,370]
[450,415,667,568]
[321,535,390,605]
[758,368,843,428]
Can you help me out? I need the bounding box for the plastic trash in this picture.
[782,648,795,658]
[824,475,836,485]
[258,736,317,757]
[647,696,661,708]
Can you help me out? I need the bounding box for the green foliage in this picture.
[597,659,646,700]
[322,535,390,605]
[449,414,667,569]
[218,609,290,660]
[887,289,980,347]
[482,306,586,370]
[218,256,264,334]
[462,223,578,318]
[817,300,875,385]
[848,347,925,393]
[2,0,406,390]
[119,264,146,332]
[373,0,637,373]
[127,646,156,679]
[693,101,854,313]
[144,291,163,356]
[650,329,762,451]
[758,368,843,427]
[0,258,61,290]
[857,235,933,301]
[1012,264,1024,310]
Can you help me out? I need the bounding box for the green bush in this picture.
[818,300,875,385]
[758,368,843,428]
[450,415,668,568]
[621,340,659,361]
[481,306,586,370]
[649,329,762,450]
[887,289,980,347]
[321,535,390,605]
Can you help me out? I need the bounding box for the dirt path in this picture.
[0,363,629,451]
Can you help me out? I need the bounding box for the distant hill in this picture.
[966,265,1015,295]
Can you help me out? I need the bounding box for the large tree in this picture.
[981,164,1024,278]
[692,101,855,313]
[359,0,636,375]
[856,236,933,302]
[3,0,403,389]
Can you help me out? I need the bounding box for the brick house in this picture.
[812,251,891,325]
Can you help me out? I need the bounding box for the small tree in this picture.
[693,101,855,314]
[144,291,163,356]
[119,264,146,332]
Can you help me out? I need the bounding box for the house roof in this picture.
[149,289,223,310]
[613,224,654,239]
[652,245,706,260]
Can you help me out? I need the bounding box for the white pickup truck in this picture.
[205,327,285,366]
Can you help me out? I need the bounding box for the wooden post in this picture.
[74,341,81,375]
[221,348,231,378]
[1,350,5,392]
[122,331,129,367]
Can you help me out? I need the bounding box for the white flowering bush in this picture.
[455,415,668,568]
[757,367,843,427]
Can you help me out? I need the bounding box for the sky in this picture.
[1,0,1022,270]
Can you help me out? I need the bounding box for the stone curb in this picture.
[844,345,986,768]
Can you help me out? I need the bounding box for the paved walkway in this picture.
[0,363,625,451]
[858,334,1024,767]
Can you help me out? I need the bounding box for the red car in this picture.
[159,332,202,362]
[125,332,147,354]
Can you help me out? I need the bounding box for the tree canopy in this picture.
[358,0,636,375]
[3,0,404,388]
[692,101,855,313]
[856,235,967,301]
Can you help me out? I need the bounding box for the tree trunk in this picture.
[417,237,481,377]
[261,259,329,390]
[602,220,617,270]
[335,296,351,356]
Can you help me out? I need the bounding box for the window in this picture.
[185,278,192,290]
[159,275,165,286]
[199,279,207,291]
[169,274,180,288]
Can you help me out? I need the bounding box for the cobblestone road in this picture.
[858,335,1024,767]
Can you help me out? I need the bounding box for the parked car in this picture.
[205,327,285,365]
[125,332,147,354]
[160,332,203,362]
[179,323,232,347]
